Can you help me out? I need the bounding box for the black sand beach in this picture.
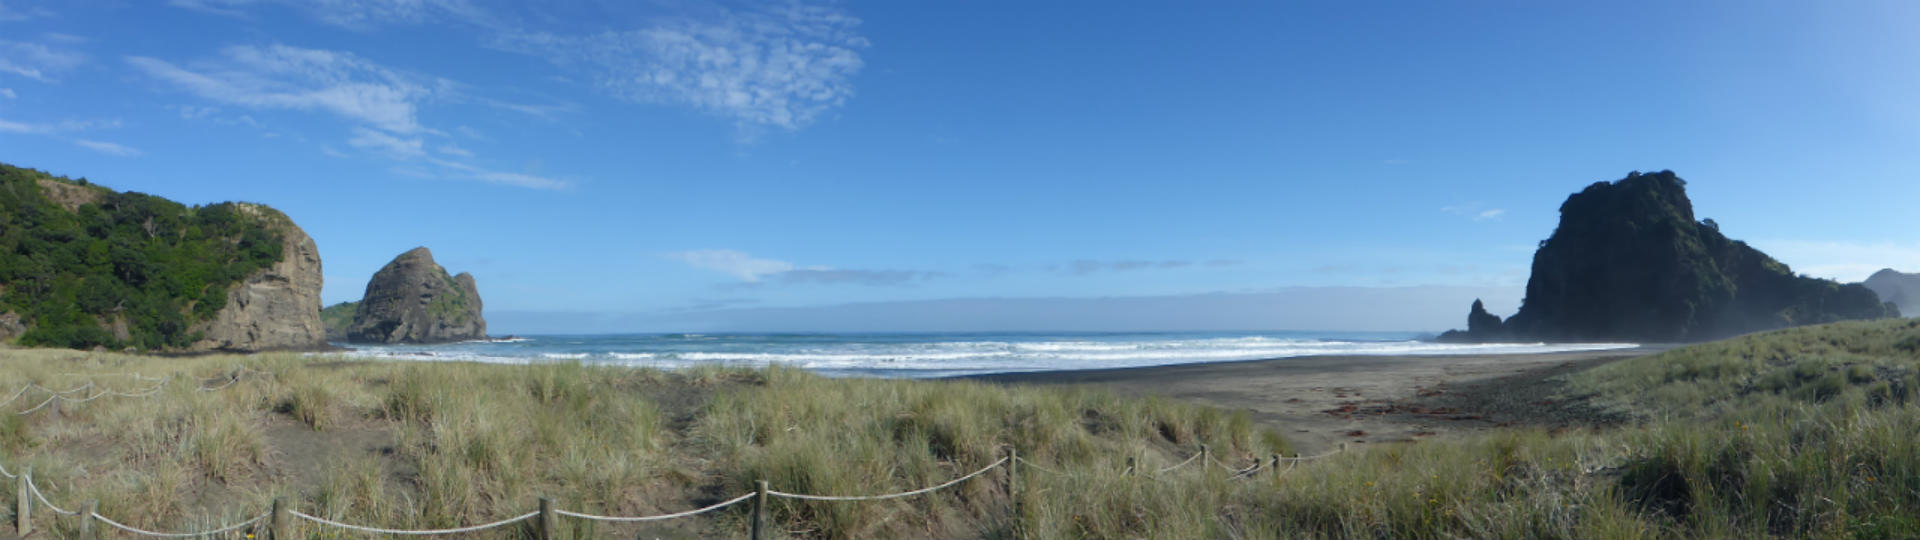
[968,346,1673,454]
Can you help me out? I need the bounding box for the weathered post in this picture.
[1201,444,1212,475]
[1007,447,1020,499]
[751,480,769,540]
[1269,455,1280,478]
[269,496,289,540]
[1007,447,1023,540]
[78,500,97,540]
[16,466,30,536]
[538,496,556,540]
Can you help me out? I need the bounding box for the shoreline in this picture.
[965,345,1674,455]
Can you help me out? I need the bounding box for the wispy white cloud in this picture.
[128,45,434,134]
[0,39,86,82]
[1442,202,1506,222]
[0,115,140,156]
[776,269,942,286]
[41,32,85,44]
[0,117,38,133]
[1748,239,1920,283]
[71,138,142,156]
[667,249,942,287]
[169,1,865,134]
[0,88,13,99]
[667,249,795,282]
[0,2,55,22]
[167,0,251,18]
[0,116,118,134]
[500,3,866,131]
[347,125,424,157]
[131,43,570,189]
[423,157,567,189]
[1049,259,1243,276]
[435,143,473,157]
[171,0,489,29]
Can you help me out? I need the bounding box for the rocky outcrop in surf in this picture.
[346,247,486,344]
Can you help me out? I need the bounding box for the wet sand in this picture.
[967,346,1671,455]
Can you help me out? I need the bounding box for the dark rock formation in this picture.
[346,247,486,344]
[1437,299,1509,343]
[1863,269,1918,317]
[1450,171,1897,343]
[1467,299,1502,335]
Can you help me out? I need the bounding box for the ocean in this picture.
[330,331,1639,378]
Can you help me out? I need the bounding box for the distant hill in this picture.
[1444,170,1896,343]
[0,162,324,351]
[321,301,357,342]
[1863,269,1919,317]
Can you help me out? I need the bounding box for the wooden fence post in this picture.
[269,496,289,540]
[16,466,30,537]
[1007,447,1020,500]
[78,500,96,540]
[751,480,769,540]
[1008,447,1023,540]
[538,496,556,540]
[1201,444,1211,475]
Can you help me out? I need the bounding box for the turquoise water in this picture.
[330,331,1637,378]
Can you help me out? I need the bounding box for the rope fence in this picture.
[90,511,266,538]
[555,493,756,523]
[0,367,1352,539]
[2,370,247,417]
[291,509,540,536]
[0,440,1346,540]
[767,457,1008,502]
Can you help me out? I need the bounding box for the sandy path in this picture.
[967,347,1667,455]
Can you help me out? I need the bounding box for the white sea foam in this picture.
[320,334,1640,378]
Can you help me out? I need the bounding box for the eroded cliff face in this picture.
[188,205,327,352]
[346,247,486,344]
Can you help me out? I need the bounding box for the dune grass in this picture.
[1,318,1918,539]
[0,349,1279,539]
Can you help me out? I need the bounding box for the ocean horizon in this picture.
[328,331,1640,378]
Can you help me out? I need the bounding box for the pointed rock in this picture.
[346,247,487,344]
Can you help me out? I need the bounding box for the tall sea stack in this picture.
[1444,171,1896,343]
[346,247,486,344]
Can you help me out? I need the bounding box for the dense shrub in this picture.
[0,163,284,350]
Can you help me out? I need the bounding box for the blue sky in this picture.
[3,1,1918,333]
